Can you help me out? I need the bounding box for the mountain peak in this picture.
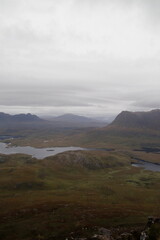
[0,112,43,122]
[110,109,160,129]
[53,113,95,123]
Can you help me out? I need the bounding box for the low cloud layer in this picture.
[0,0,160,117]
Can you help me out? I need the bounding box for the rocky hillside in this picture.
[110,109,160,130]
[45,150,129,169]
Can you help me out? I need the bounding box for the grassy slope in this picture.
[5,124,159,152]
[0,123,160,239]
[0,151,160,239]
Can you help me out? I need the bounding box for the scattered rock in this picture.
[119,232,134,240]
[140,231,147,240]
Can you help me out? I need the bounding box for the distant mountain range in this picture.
[0,112,107,129]
[110,109,160,130]
[42,113,107,127]
[0,110,159,133]
[0,110,159,147]
[0,112,43,122]
[48,113,100,123]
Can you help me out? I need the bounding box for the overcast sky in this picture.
[0,0,160,117]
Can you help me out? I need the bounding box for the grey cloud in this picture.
[0,0,160,116]
[130,89,160,110]
[0,87,93,107]
[133,101,160,109]
[141,0,160,21]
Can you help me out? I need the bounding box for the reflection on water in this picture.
[0,141,160,172]
[0,142,86,159]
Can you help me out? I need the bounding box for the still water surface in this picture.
[0,142,160,172]
[132,161,160,172]
[0,142,86,159]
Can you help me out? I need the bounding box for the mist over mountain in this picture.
[53,113,97,123]
[42,113,107,128]
[0,112,107,133]
[1,110,159,130]
[1,1,160,238]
